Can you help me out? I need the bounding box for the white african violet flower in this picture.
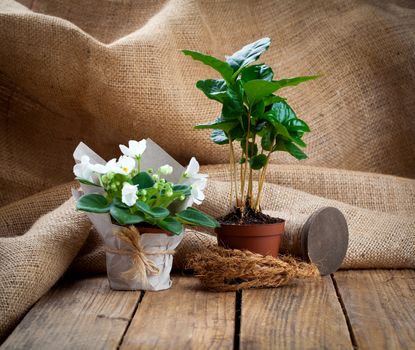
[115,155,136,175]
[73,155,94,182]
[183,157,208,181]
[119,139,147,159]
[121,182,138,206]
[190,179,207,205]
[159,164,173,175]
[182,157,208,205]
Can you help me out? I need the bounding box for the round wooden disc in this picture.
[300,207,349,276]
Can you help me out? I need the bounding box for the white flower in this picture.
[183,157,208,181]
[115,155,136,175]
[182,157,208,205]
[73,155,94,182]
[89,159,115,174]
[119,139,147,159]
[121,182,138,206]
[190,179,207,205]
[159,164,173,175]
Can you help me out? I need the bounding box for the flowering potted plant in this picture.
[73,139,219,291]
[183,37,317,257]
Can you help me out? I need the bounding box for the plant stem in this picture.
[227,136,234,209]
[242,110,251,209]
[247,133,256,205]
[229,140,239,206]
[255,140,274,211]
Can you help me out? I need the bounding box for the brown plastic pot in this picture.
[215,221,285,257]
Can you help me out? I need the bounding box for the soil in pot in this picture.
[215,199,285,257]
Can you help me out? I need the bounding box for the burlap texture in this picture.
[1,0,415,342]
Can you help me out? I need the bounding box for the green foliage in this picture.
[77,194,110,213]
[183,37,318,210]
[176,207,220,228]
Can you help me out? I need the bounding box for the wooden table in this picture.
[2,270,414,349]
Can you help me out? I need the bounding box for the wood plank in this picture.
[334,269,415,350]
[240,276,353,349]
[1,276,141,350]
[120,276,235,349]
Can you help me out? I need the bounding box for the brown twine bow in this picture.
[105,226,175,284]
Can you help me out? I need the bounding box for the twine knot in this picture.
[105,226,175,284]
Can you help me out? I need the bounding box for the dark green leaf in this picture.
[240,139,258,157]
[195,118,239,133]
[291,135,307,148]
[150,207,170,219]
[228,124,245,141]
[112,197,129,209]
[158,217,183,235]
[263,95,286,107]
[75,177,101,187]
[196,79,227,102]
[262,111,293,140]
[210,129,229,145]
[176,207,219,228]
[182,50,234,82]
[251,100,265,119]
[172,185,191,194]
[274,140,308,160]
[270,101,297,124]
[261,127,275,151]
[244,76,318,106]
[222,86,244,120]
[136,201,169,218]
[131,172,155,189]
[240,64,273,83]
[110,205,145,225]
[286,118,310,133]
[76,194,110,213]
[271,75,319,91]
[250,154,268,170]
[226,37,271,72]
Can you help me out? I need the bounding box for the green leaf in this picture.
[158,218,183,235]
[196,79,227,102]
[291,135,307,148]
[210,129,229,145]
[240,139,258,157]
[110,205,145,225]
[250,154,268,170]
[222,86,244,120]
[286,118,310,133]
[172,185,191,195]
[228,124,245,141]
[112,197,129,209]
[150,207,170,219]
[182,50,234,83]
[262,111,293,140]
[261,127,275,151]
[76,194,110,213]
[226,37,271,72]
[75,177,101,187]
[195,118,239,133]
[263,95,286,107]
[270,101,297,124]
[240,64,273,83]
[244,76,318,106]
[274,140,308,160]
[131,172,155,189]
[136,201,169,218]
[243,79,280,106]
[251,100,265,119]
[176,207,219,228]
[271,75,319,91]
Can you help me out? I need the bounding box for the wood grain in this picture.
[120,276,235,350]
[334,269,415,350]
[240,276,353,349]
[1,276,140,350]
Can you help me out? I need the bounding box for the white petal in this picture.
[119,144,133,158]
[136,139,147,155]
[186,157,199,176]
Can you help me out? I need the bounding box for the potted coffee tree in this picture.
[183,37,318,257]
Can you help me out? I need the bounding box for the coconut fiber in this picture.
[1,0,415,341]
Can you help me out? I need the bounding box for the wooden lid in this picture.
[301,207,349,276]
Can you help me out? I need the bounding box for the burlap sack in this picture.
[1,0,415,342]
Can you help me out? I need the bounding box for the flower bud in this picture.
[166,190,173,197]
[152,174,159,181]
[159,164,173,175]
[179,195,185,201]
